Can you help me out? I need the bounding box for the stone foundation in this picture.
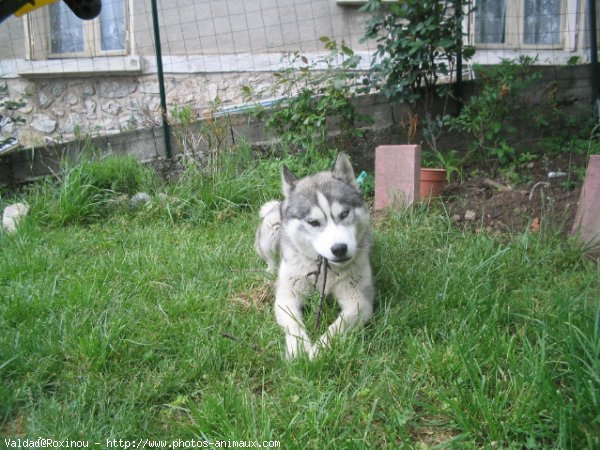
[0,72,273,148]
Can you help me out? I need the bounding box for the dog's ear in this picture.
[333,153,358,190]
[281,164,298,198]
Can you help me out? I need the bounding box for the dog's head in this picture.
[280,153,370,266]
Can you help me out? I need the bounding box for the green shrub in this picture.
[245,39,371,154]
[361,0,474,110]
[360,0,474,163]
[450,57,541,168]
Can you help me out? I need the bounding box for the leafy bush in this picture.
[245,38,371,154]
[422,148,463,181]
[360,0,475,162]
[361,0,474,112]
[450,57,541,168]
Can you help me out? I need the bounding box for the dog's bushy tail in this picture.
[259,200,281,219]
[256,200,282,274]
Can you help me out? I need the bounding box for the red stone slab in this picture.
[572,154,600,252]
[374,145,421,209]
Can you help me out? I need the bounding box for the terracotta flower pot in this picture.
[420,168,447,200]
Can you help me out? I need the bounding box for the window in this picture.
[28,0,129,59]
[523,0,561,45]
[474,0,563,47]
[474,0,507,44]
[49,3,84,54]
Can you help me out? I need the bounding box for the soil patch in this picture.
[440,154,585,235]
[443,178,580,235]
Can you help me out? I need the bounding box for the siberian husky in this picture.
[255,153,373,359]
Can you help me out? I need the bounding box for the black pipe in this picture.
[150,0,172,158]
[589,0,599,107]
[0,0,36,24]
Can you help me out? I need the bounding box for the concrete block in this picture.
[357,102,394,127]
[374,144,421,209]
[573,154,600,252]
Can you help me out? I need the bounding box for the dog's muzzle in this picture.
[329,243,352,264]
[331,243,348,258]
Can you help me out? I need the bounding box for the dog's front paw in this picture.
[308,332,335,360]
[308,344,320,360]
[285,334,313,359]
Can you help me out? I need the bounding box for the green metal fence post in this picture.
[150,0,172,158]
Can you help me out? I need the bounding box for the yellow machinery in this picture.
[14,0,58,17]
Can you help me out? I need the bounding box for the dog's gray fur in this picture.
[255,153,373,359]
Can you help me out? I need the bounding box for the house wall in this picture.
[0,1,370,148]
[0,72,279,147]
[0,1,368,59]
[0,15,25,59]
[132,0,369,56]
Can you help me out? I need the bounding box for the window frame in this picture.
[471,0,566,50]
[26,0,131,61]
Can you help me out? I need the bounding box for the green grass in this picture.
[0,154,598,449]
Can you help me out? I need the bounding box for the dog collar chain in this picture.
[307,256,333,330]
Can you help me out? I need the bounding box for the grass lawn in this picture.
[0,154,599,448]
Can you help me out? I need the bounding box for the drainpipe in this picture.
[150,0,172,158]
[589,0,599,108]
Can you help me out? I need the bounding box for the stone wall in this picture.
[1,71,275,148]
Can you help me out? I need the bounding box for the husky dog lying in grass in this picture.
[255,153,373,359]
